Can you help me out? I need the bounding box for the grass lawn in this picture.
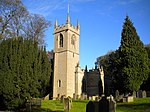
[32,98,150,112]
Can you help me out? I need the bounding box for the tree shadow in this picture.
[118,103,150,111]
[32,107,63,112]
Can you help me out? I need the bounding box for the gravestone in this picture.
[86,101,95,112]
[64,98,72,112]
[94,101,99,112]
[122,96,133,102]
[95,96,99,101]
[115,90,120,101]
[73,93,76,100]
[142,91,147,98]
[76,95,79,99]
[137,90,143,98]
[26,101,31,112]
[146,91,150,97]
[133,91,136,98]
[99,96,109,112]
[109,95,116,112]
[60,95,65,103]
[88,96,92,100]
[81,93,87,100]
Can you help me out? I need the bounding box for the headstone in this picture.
[86,101,95,112]
[133,91,136,98]
[99,96,109,112]
[137,90,142,98]
[26,101,31,112]
[57,94,60,100]
[64,98,71,112]
[76,95,79,99]
[88,96,92,100]
[81,93,87,100]
[109,95,116,112]
[127,96,133,102]
[73,93,76,100]
[115,90,120,101]
[94,101,99,112]
[44,94,49,100]
[60,95,65,103]
[122,96,133,102]
[142,91,147,98]
[95,96,99,101]
[92,96,97,101]
[146,91,150,97]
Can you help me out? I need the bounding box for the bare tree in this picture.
[0,0,50,45]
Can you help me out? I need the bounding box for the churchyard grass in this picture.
[32,98,150,112]
[117,98,150,112]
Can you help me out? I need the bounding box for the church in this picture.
[50,10,105,99]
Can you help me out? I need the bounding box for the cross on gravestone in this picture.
[109,95,116,112]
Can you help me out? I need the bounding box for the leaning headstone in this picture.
[142,91,147,98]
[115,90,120,101]
[133,91,136,98]
[99,96,109,112]
[109,95,116,112]
[64,98,71,112]
[86,101,95,112]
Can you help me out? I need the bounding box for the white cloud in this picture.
[23,0,95,17]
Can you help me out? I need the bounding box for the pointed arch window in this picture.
[71,34,76,48]
[59,34,63,47]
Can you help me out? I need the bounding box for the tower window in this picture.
[71,34,76,48]
[58,80,61,87]
[59,34,63,47]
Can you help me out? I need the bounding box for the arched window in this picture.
[59,34,63,47]
[58,80,61,87]
[71,34,76,48]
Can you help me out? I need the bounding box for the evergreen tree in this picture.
[117,16,149,93]
[0,37,51,110]
[140,44,150,91]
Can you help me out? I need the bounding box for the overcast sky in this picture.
[22,0,150,69]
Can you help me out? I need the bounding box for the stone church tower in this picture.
[53,11,84,99]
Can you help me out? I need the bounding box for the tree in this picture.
[140,44,150,91]
[117,16,149,93]
[0,0,50,45]
[0,37,51,110]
